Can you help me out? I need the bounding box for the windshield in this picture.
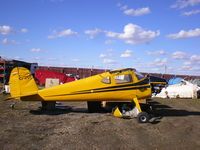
[134,71,145,80]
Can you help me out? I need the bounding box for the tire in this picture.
[137,112,150,123]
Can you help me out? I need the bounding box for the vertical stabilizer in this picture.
[9,67,38,99]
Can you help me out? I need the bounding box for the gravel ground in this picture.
[0,95,200,150]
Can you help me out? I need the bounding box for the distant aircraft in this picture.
[8,67,163,123]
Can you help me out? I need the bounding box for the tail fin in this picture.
[9,67,38,99]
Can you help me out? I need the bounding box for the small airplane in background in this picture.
[8,67,166,123]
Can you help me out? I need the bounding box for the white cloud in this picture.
[0,55,22,60]
[151,68,161,72]
[106,23,160,45]
[1,38,19,45]
[117,3,150,16]
[172,51,188,59]
[48,29,77,39]
[103,59,117,64]
[137,58,168,72]
[184,61,192,65]
[190,55,200,61]
[117,3,128,10]
[180,58,200,74]
[121,5,128,10]
[71,59,80,62]
[120,50,132,58]
[13,56,22,60]
[30,48,41,52]
[171,0,200,9]
[146,50,166,55]
[21,28,28,33]
[107,49,114,52]
[124,7,151,16]
[133,58,141,63]
[135,58,169,73]
[189,67,200,71]
[48,58,57,61]
[99,49,114,58]
[99,54,112,58]
[176,53,200,63]
[85,29,101,35]
[99,54,106,58]
[153,58,168,66]
[2,38,10,44]
[32,57,40,60]
[105,40,115,44]
[85,28,102,39]
[0,25,13,35]
[167,28,200,39]
[182,9,200,15]
[0,25,28,35]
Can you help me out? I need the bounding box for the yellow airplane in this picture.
[9,67,152,123]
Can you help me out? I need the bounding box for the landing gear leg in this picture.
[133,97,150,123]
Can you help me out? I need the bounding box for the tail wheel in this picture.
[137,112,150,123]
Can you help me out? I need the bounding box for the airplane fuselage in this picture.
[23,68,151,102]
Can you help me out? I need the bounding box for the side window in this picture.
[101,77,111,84]
[114,74,133,84]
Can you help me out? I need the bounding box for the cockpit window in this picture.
[101,77,111,84]
[114,74,132,84]
[135,71,145,80]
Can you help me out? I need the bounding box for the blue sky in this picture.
[0,0,200,75]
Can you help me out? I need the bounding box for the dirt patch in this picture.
[0,95,200,150]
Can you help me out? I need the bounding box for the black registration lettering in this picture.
[19,75,32,80]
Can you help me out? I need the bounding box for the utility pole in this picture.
[164,65,167,74]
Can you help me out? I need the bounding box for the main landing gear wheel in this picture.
[137,112,150,123]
